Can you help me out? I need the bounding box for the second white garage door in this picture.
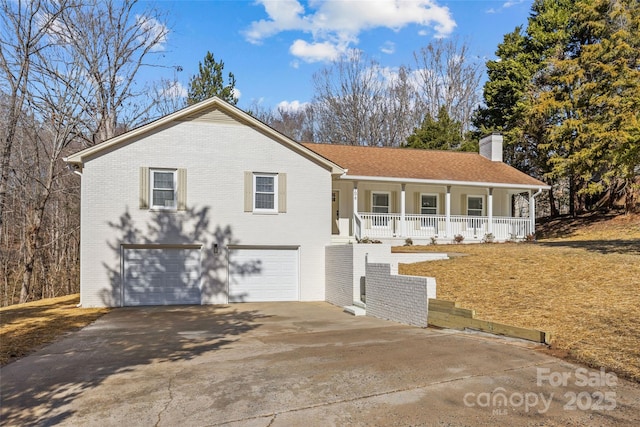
[228,247,299,302]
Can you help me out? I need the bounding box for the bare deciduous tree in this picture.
[0,0,173,304]
[413,37,483,134]
[0,0,67,229]
[313,51,388,146]
[50,0,170,144]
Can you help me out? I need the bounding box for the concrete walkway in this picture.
[1,302,639,426]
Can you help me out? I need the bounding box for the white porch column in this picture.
[400,183,406,237]
[529,189,535,236]
[352,182,359,237]
[445,185,451,237]
[487,188,494,234]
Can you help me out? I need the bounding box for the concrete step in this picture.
[331,236,356,245]
[353,300,366,309]
[344,305,366,316]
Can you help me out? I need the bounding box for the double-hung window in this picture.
[244,172,286,214]
[467,196,484,216]
[420,194,438,215]
[254,173,278,212]
[371,192,390,214]
[151,169,177,210]
[371,192,390,227]
[420,194,438,229]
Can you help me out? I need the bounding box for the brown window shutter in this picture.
[278,173,287,213]
[140,167,149,209]
[177,168,187,211]
[365,190,371,212]
[244,171,253,212]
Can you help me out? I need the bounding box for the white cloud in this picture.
[232,87,242,100]
[136,15,168,52]
[380,41,395,55]
[277,100,309,112]
[290,39,343,62]
[487,0,525,14]
[503,0,525,8]
[245,0,456,63]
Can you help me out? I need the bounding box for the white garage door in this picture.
[123,247,201,306]
[228,248,299,302]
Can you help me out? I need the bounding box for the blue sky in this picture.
[143,0,534,111]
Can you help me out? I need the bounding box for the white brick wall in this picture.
[79,119,332,307]
[325,244,392,306]
[365,263,436,327]
[325,245,353,307]
[325,244,439,324]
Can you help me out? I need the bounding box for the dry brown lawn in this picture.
[396,212,640,382]
[0,294,109,365]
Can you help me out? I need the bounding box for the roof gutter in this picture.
[339,174,551,191]
[65,160,83,176]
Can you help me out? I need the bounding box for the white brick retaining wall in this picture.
[365,263,436,327]
[325,244,438,327]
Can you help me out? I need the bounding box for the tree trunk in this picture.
[548,183,559,218]
[18,159,55,303]
[625,178,638,214]
[569,176,576,218]
[0,95,22,229]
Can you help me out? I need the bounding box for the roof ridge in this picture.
[302,142,480,155]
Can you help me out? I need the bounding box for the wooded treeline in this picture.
[474,0,640,217]
[1,0,638,306]
[253,0,639,216]
[0,0,172,305]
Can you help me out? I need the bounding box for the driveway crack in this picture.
[211,360,560,426]
[155,373,176,427]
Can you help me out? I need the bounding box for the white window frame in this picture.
[370,191,390,227]
[371,191,390,214]
[467,195,485,217]
[253,173,278,213]
[420,193,438,215]
[150,169,177,210]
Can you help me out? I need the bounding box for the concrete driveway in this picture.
[1,302,639,426]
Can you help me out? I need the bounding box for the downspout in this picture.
[529,188,543,238]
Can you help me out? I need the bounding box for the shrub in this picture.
[404,237,413,246]
[482,233,495,243]
[357,236,382,244]
[453,234,465,244]
[430,236,438,245]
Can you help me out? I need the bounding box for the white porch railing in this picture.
[355,213,532,241]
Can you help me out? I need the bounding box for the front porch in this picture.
[354,213,532,243]
[331,181,541,244]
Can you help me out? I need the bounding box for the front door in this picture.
[332,191,340,234]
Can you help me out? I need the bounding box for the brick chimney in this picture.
[479,133,503,162]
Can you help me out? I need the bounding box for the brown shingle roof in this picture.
[302,143,547,188]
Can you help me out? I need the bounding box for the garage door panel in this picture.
[123,247,201,306]
[229,248,299,302]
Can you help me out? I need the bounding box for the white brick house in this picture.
[65,98,342,307]
[66,97,549,307]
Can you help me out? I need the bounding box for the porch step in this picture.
[344,305,366,316]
